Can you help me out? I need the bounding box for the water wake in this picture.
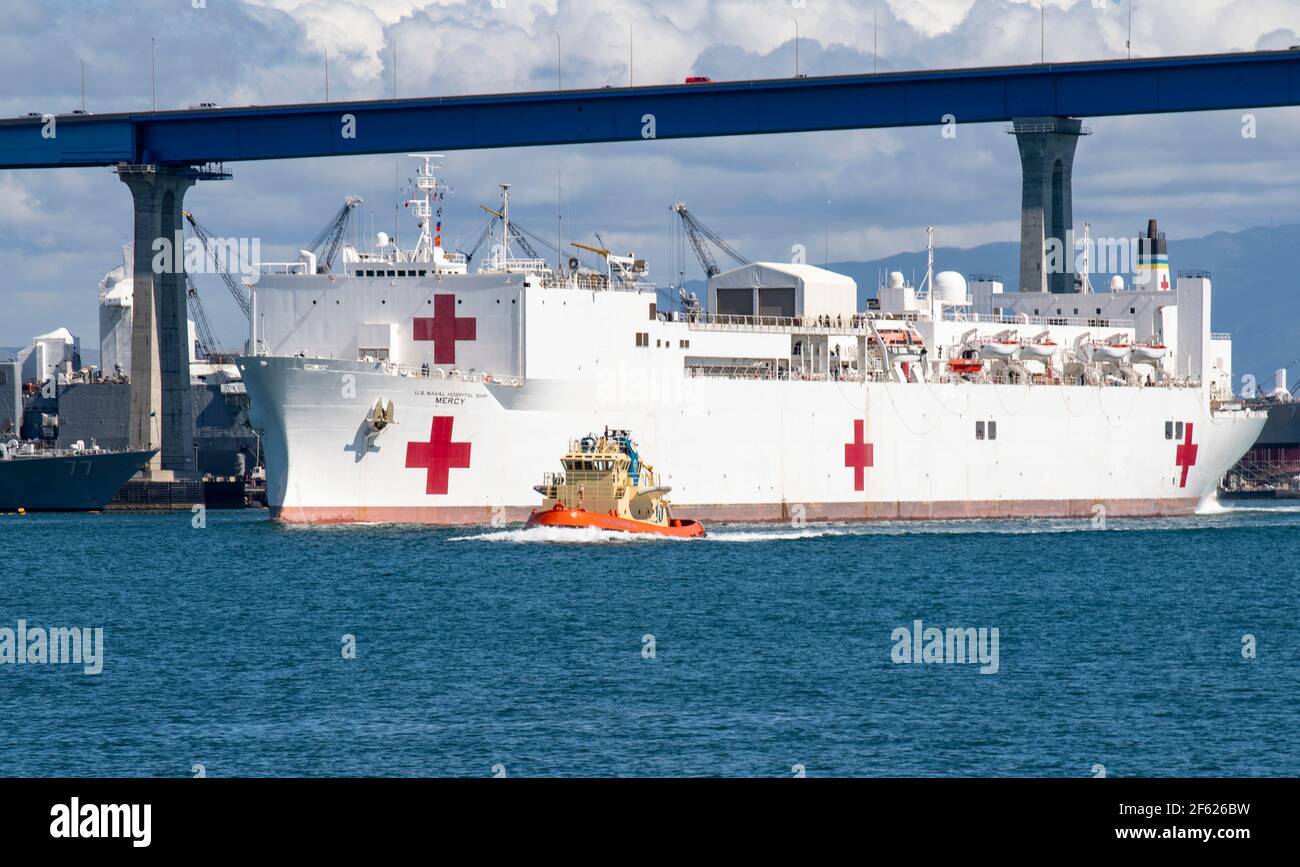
[450,525,682,544]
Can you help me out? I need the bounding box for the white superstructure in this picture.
[238,161,1265,525]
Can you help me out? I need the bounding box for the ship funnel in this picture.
[1136,218,1171,291]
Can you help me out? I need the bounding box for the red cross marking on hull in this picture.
[406,416,471,495]
[844,419,874,492]
[1175,421,1198,488]
[414,294,476,365]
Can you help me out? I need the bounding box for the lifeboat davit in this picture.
[527,504,706,538]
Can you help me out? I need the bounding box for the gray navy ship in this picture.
[0,440,155,512]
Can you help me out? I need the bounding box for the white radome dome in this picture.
[934,271,967,304]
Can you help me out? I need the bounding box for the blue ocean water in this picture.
[1,501,1296,778]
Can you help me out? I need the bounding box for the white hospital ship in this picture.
[238,157,1264,524]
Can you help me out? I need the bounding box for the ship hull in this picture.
[239,357,1264,525]
[0,450,155,512]
[527,506,706,537]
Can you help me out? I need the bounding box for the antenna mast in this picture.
[405,154,448,262]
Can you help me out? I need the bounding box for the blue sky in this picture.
[2,0,1299,348]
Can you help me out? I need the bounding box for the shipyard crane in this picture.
[305,195,364,273]
[181,210,252,320]
[671,201,749,279]
[185,276,222,360]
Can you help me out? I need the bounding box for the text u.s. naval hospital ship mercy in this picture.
[237,156,1264,525]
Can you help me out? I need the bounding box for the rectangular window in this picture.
[1165,421,1174,439]
[1033,309,1039,315]
[1130,307,1136,314]
[1175,421,1184,439]
[635,332,649,347]
[1073,308,1079,315]
[1096,308,1102,315]
[648,302,657,320]
[975,421,985,440]
[988,421,997,440]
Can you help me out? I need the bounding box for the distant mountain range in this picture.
[686,223,1300,389]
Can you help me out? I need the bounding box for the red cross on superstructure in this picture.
[414,294,476,365]
[1175,422,1198,488]
[844,419,874,492]
[406,416,471,495]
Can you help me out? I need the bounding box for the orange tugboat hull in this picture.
[526,506,706,538]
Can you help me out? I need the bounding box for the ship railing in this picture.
[684,312,884,334]
[684,363,882,383]
[369,361,525,387]
[1211,332,1232,340]
[479,256,552,274]
[945,311,1135,329]
[537,272,610,291]
[259,262,311,276]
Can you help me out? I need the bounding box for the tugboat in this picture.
[526,429,705,538]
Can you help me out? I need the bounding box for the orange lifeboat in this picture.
[947,357,983,375]
[526,428,706,539]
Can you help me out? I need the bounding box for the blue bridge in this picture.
[0,50,1297,168]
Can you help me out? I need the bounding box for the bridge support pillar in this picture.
[116,165,196,478]
[1011,117,1089,294]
